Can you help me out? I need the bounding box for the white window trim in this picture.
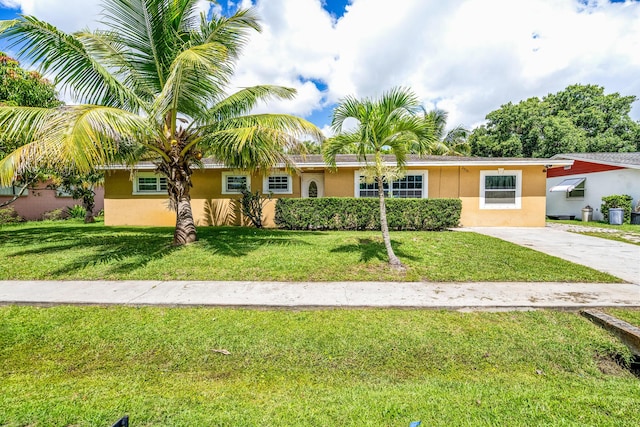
[480,170,522,210]
[263,173,292,194]
[133,172,167,195]
[353,170,428,199]
[222,172,251,194]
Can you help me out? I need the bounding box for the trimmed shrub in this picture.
[0,206,23,224]
[601,194,633,223]
[275,197,461,231]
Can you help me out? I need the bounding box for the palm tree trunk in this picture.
[82,191,95,223]
[163,159,197,246]
[377,175,404,269]
[174,195,197,245]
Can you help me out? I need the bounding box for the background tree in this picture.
[415,108,470,155]
[287,140,323,155]
[0,52,62,207]
[323,87,436,269]
[469,84,640,157]
[0,52,61,160]
[49,170,104,223]
[0,52,61,109]
[0,0,322,245]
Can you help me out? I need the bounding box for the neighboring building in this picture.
[0,181,105,220]
[103,155,571,228]
[547,152,640,221]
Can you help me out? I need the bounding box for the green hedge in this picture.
[601,194,633,223]
[275,198,461,231]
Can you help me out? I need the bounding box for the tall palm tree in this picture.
[323,87,436,269]
[0,0,322,245]
[415,108,470,155]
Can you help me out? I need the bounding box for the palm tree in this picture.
[0,0,322,245]
[323,87,436,269]
[415,108,470,155]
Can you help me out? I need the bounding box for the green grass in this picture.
[1,306,638,426]
[548,219,640,246]
[550,219,640,232]
[0,221,620,282]
[607,309,640,327]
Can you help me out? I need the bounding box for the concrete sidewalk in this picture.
[465,226,640,284]
[0,280,638,309]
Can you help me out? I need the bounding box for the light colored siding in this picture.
[547,169,640,221]
[0,180,104,221]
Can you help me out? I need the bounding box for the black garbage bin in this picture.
[631,212,640,225]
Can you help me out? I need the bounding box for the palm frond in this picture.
[204,127,292,171]
[76,30,156,105]
[0,105,153,185]
[199,114,323,171]
[0,16,143,110]
[196,8,261,59]
[201,114,323,142]
[100,0,174,90]
[330,95,364,134]
[152,42,229,120]
[322,132,365,167]
[204,86,297,122]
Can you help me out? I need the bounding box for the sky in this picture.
[1,0,639,137]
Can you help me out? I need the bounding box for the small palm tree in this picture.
[0,0,322,245]
[323,87,436,269]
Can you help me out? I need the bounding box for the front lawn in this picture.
[0,306,638,427]
[0,221,620,282]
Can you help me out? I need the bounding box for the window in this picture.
[133,173,167,194]
[391,175,424,198]
[308,181,318,198]
[222,172,250,194]
[263,174,292,194]
[549,177,585,199]
[359,179,389,198]
[355,171,427,198]
[480,170,522,209]
[0,185,28,197]
[567,180,585,198]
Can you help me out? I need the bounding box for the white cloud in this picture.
[3,0,640,129]
[3,0,212,32]
[228,0,640,129]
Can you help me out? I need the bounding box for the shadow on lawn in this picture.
[331,238,419,263]
[1,223,321,277]
[196,226,316,257]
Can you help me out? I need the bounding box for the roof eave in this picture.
[553,154,640,169]
[101,158,574,170]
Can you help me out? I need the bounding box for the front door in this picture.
[301,173,324,198]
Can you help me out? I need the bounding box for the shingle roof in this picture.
[552,152,640,169]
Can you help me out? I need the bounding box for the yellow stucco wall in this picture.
[104,169,300,227]
[105,165,548,228]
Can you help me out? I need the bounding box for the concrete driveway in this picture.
[465,226,640,284]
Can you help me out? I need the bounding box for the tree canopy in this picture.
[0,52,61,109]
[469,84,640,157]
[0,52,61,160]
[0,0,322,244]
